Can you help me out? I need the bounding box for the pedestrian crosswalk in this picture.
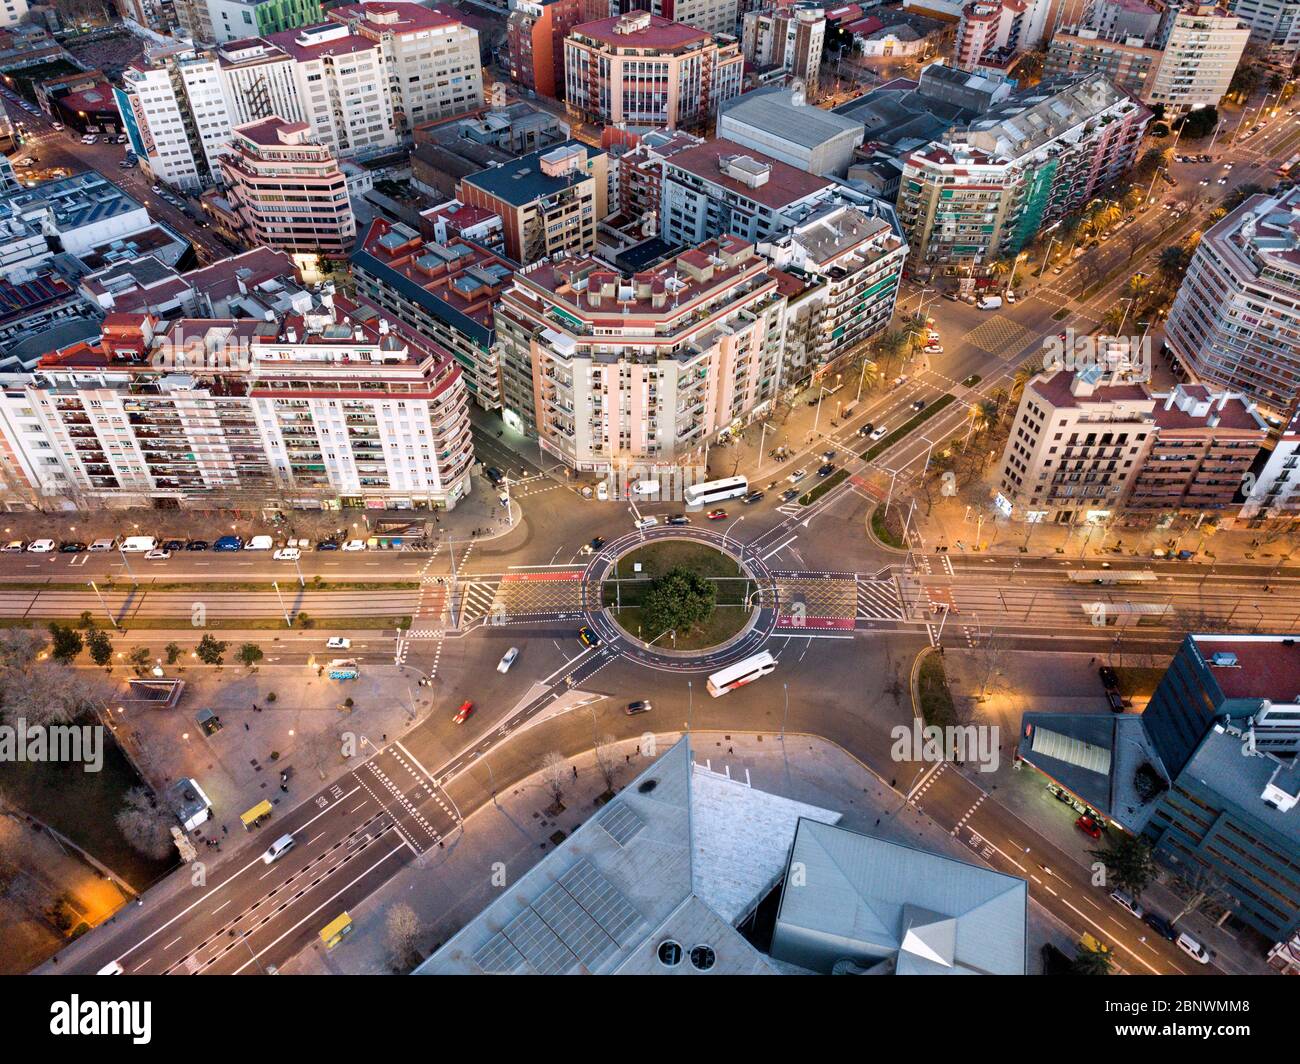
[856,576,905,621]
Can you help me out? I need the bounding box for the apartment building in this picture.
[1230,0,1300,56]
[0,0,27,29]
[615,129,703,228]
[0,293,475,511]
[896,74,1149,275]
[1145,5,1250,112]
[115,42,235,191]
[493,236,788,473]
[741,3,826,93]
[507,0,607,100]
[458,141,606,263]
[1164,187,1300,416]
[1243,407,1300,517]
[954,0,1053,70]
[329,1,483,135]
[173,0,217,42]
[998,369,1265,519]
[1044,29,1161,100]
[217,116,356,257]
[207,0,322,43]
[267,21,398,158]
[1091,0,1162,39]
[563,12,744,132]
[659,137,839,246]
[352,216,514,411]
[757,204,907,386]
[214,35,305,126]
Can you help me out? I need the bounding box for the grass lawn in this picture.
[861,393,957,463]
[870,504,906,549]
[798,468,849,505]
[3,720,177,891]
[602,541,750,649]
[917,654,957,729]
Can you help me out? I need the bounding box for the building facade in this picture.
[207,0,322,43]
[494,237,788,475]
[1163,187,1300,416]
[563,12,744,131]
[507,0,607,101]
[1145,5,1250,112]
[218,116,356,257]
[741,3,826,93]
[1242,407,1300,517]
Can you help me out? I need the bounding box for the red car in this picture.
[452,700,474,725]
[707,509,728,520]
[1075,815,1103,839]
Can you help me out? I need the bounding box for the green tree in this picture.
[642,566,716,639]
[85,628,113,668]
[77,610,95,629]
[1072,944,1114,976]
[1089,833,1158,898]
[164,642,183,665]
[195,633,229,666]
[237,643,264,669]
[1156,245,1190,279]
[47,623,83,664]
[1178,105,1218,139]
[128,646,152,676]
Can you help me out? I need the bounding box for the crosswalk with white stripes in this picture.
[856,576,906,621]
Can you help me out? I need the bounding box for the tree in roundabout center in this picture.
[641,566,716,641]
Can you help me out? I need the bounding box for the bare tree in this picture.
[0,628,47,671]
[0,663,106,728]
[593,733,620,794]
[385,902,423,970]
[114,788,176,861]
[1166,861,1233,926]
[540,751,566,808]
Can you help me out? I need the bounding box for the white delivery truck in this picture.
[120,536,158,553]
[977,295,1003,311]
[245,535,274,550]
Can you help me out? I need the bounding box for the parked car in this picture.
[633,516,658,529]
[666,515,690,526]
[326,637,351,650]
[88,538,115,552]
[497,647,519,673]
[59,541,87,553]
[706,509,728,520]
[1142,912,1177,941]
[185,540,209,551]
[577,626,600,648]
[452,700,474,725]
[341,539,366,551]
[316,540,340,551]
[625,700,652,716]
[26,539,55,553]
[1176,932,1210,964]
[1106,689,1125,713]
[145,549,171,560]
[1098,665,1119,690]
[1075,815,1103,839]
[274,547,301,561]
[1,540,23,554]
[923,344,943,355]
[213,535,242,551]
[162,540,185,552]
[1109,889,1144,919]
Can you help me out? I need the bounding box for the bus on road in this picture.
[707,651,777,697]
[1067,570,1158,585]
[684,476,749,508]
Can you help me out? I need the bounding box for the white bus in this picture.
[707,651,777,697]
[684,476,749,508]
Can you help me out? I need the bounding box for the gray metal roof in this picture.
[722,89,865,150]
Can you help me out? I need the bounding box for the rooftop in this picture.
[665,138,831,209]
[572,12,711,51]
[460,140,596,207]
[329,1,462,34]
[0,171,143,239]
[1189,634,1300,705]
[266,21,379,63]
[722,89,866,151]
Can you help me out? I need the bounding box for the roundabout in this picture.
[579,527,781,673]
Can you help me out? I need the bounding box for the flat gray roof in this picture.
[722,89,865,150]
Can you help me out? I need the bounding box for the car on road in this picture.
[315,540,339,550]
[151,185,162,194]
[858,422,875,437]
[261,834,295,864]
[115,134,128,144]
[485,466,504,485]
[817,463,836,477]
[588,536,605,551]
[912,398,926,410]
[162,539,185,552]
[497,647,519,673]
[742,490,765,504]
[326,637,351,650]
[1142,912,1177,941]
[633,516,658,530]
[59,541,87,553]
[26,539,54,553]
[1005,290,1016,304]
[822,449,836,461]
[274,547,301,560]
[1075,814,1103,839]
[625,700,652,715]
[185,540,209,551]
[869,425,888,441]
[1098,665,1119,690]
[145,548,171,560]
[452,700,474,724]
[1106,689,1125,713]
[781,488,800,502]
[706,509,727,520]
[51,122,62,131]
[787,468,807,483]
[1217,177,1227,185]
[1109,890,1145,918]
[923,344,943,354]
[214,535,242,551]
[666,514,690,526]
[341,539,366,551]
[88,538,115,552]
[1176,932,1210,964]
[578,626,600,648]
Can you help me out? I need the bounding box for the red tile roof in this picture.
[666,138,830,210]
[572,14,709,50]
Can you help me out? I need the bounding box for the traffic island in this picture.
[868,502,908,552]
[600,540,755,652]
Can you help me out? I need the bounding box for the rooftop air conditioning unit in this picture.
[1210,652,1238,667]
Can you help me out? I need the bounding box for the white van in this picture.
[261,833,296,864]
[120,536,158,553]
[245,535,274,550]
[88,538,116,552]
[977,296,1003,311]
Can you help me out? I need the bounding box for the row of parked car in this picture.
[0,534,372,558]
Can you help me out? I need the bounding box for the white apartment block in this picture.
[1243,408,1300,517]
[216,37,305,127]
[1229,0,1300,54]
[1147,5,1251,111]
[329,2,484,135]
[0,0,29,29]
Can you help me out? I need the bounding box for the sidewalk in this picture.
[283,729,1076,974]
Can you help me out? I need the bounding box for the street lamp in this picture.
[722,515,745,554]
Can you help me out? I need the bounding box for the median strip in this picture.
[860,392,958,463]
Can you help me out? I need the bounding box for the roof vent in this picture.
[637,778,657,793]
[1210,652,1238,667]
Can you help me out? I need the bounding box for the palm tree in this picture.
[1095,204,1123,231]
[1156,245,1189,279]
[1121,187,1144,212]
[1072,945,1114,976]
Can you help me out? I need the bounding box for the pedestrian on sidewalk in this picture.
[572,765,578,779]
[244,723,249,732]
